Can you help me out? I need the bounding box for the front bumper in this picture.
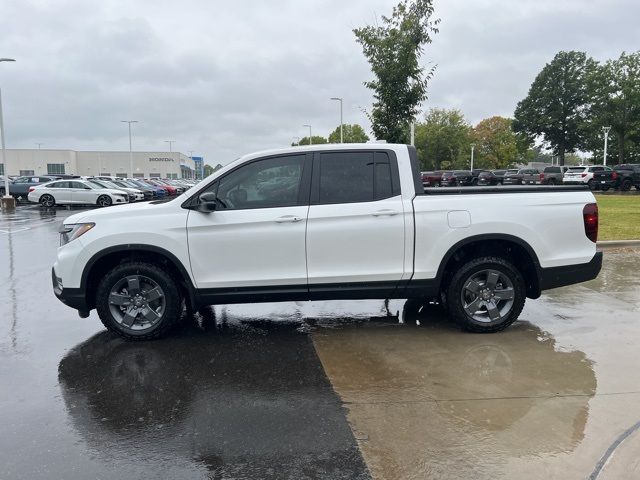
[539,252,603,290]
[52,267,89,313]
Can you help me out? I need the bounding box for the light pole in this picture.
[470,144,476,171]
[121,120,138,178]
[603,126,611,166]
[330,97,343,143]
[165,140,175,152]
[1,57,16,209]
[303,125,312,145]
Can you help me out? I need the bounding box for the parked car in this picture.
[0,175,58,200]
[502,169,525,185]
[128,179,167,198]
[591,167,617,191]
[28,179,129,207]
[470,169,488,186]
[612,164,640,191]
[442,170,473,187]
[421,171,443,187]
[88,179,143,202]
[52,144,601,340]
[147,179,180,195]
[563,166,608,189]
[109,179,153,200]
[492,170,508,184]
[477,171,499,186]
[520,168,541,185]
[539,166,568,185]
[117,179,155,200]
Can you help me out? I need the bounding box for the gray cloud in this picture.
[1,0,638,165]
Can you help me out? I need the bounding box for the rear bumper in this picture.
[539,252,603,290]
[52,267,89,312]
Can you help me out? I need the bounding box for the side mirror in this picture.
[197,192,218,213]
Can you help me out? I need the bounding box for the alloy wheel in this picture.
[108,275,166,331]
[460,269,515,323]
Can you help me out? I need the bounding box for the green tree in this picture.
[472,116,521,169]
[586,51,640,164]
[328,124,370,143]
[292,135,328,146]
[414,108,472,170]
[354,0,439,143]
[513,51,596,165]
[203,163,223,177]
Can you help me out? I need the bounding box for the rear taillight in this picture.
[539,173,544,180]
[581,173,587,177]
[28,187,35,192]
[612,172,618,180]
[583,203,598,243]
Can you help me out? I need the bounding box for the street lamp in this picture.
[121,120,138,178]
[470,144,476,171]
[303,125,312,145]
[330,97,343,143]
[1,57,16,208]
[165,140,175,152]
[603,126,611,166]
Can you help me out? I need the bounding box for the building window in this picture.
[47,164,65,175]
[116,173,127,178]
[166,173,177,179]
[101,172,111,176]
[0,164,3,175]
[19,170,35,176]
[133,173,144,178]
[149,173,161,178]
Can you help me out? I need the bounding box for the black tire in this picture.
[445,256,526,333]
[40,194,55,207]
[547,179,556,186]
[97,194,112,207]
[472,178,478,186]
[636,185,640,191]
[601,185,610,192]
[587,179,596,190]
[96,262,183,340]
[621,179,632,192]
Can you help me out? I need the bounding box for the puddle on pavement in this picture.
[312,304,601,480]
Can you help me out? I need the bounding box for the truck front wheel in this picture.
[445,256,526,333]
[96,262,183,340]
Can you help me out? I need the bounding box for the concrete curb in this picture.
[597,240,640,249]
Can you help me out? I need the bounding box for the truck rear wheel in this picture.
[96,262,183,340]
[445,256,525,333]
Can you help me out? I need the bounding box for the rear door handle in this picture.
[275,215,303,223]
[371,209,399,217]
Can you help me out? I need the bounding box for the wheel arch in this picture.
[435,234,542,299]
[81,245,196,310]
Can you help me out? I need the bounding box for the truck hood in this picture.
[62,198,181,225]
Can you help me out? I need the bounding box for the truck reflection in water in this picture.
[312,302,598,479]
[58,309,368,479]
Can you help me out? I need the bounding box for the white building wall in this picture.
[2,149,196,178]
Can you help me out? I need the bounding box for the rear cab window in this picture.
[312,150,400,205]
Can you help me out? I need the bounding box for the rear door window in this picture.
[314,151,399,205]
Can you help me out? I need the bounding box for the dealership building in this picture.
[0,149,200,179]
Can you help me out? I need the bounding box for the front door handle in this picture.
[275,215,303,223]
[371,209,399,217]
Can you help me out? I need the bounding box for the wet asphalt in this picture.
[1,204,640,480]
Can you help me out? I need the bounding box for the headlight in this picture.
[59,223,95,246]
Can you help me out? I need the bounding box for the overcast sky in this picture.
[2,0,639,165]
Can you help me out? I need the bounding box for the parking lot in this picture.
[1,205,639,479]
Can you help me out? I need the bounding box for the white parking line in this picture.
[0,227,31,234]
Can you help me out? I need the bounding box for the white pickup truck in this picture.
[52,144,602,340]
